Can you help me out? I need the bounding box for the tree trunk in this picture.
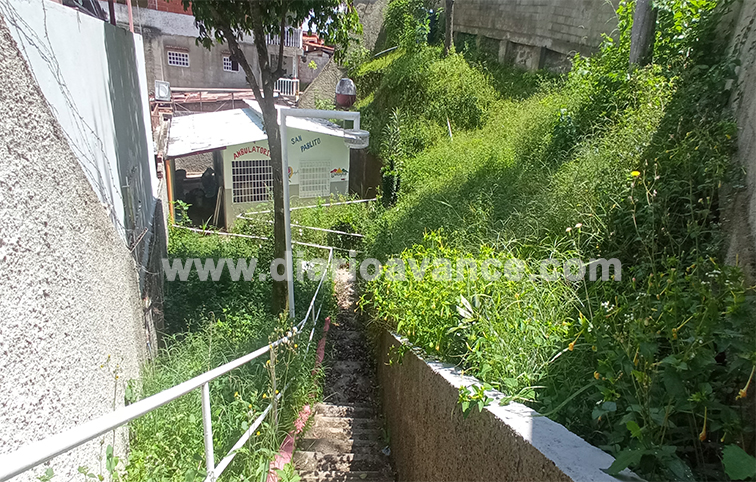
[258,85,288,316]
[629,0,656,66]
[444,0,454,56]
[222,21,288,316]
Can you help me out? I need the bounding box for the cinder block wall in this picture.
[454,0,619,70]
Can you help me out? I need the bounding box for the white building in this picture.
[167,101,357,228]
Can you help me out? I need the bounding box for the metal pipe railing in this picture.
[237,219,365,238]
[266,28,303,48]
[0,237,334,482]
[237,198,376,216]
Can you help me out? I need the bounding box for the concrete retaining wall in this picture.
[723,0,756,280]
[454,0,619,71]
[3,0,158,248]
[377,330,642,482]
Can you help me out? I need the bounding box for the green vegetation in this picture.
[124,226,333,482]
[344,0,756,480]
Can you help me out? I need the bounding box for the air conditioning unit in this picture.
[154,80,171,101]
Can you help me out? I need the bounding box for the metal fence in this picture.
[266,28,303,49]
[275,78,300,98]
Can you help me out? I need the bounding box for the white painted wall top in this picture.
[2,0,157,244]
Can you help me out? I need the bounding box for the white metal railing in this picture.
[275,78,300,97]
[0,236,334,482]
[266,28,303,49]
[239,198,377,216]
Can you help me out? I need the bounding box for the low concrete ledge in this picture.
[377,330,642,482]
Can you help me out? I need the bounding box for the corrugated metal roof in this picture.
[167,108,266,158]
[167,102,352,158]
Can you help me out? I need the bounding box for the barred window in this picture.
[232,159,273,203]
[299,160,330,199]
[223,56,239,72]
[167,51,189,67]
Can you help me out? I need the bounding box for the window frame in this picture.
[166,51,190,68]
[223,56,240,72]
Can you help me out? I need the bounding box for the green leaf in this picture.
[666,457,695,481]
[604,448,645,475]
[722,445,756,480]
[626,421,642,439]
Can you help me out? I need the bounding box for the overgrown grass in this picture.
[124,227,334,482]
[349,0,756,480]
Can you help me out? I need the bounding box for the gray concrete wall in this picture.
[356,0,391,51]
[103,2,263,90]
[724,0,756,279]
[3,0,159,249]
[144,31,260,89]
[454,0,619,70]
[0,13,149,482]
[299,0,389,108]
[377,330,642,482]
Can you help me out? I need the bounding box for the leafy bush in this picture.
[381,0,431,51]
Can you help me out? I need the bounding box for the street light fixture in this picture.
[343,129,370,150]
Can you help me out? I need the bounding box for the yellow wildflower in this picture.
[631,170,641,177]
[594,371,600,380]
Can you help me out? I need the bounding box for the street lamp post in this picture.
[278,109,369,320]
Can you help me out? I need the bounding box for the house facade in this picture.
[298,34,334,86]
[103,0,303,94]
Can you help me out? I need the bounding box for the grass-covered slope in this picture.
[353,0,756,480]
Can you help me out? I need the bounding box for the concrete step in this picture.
[310,415,381,431]
[298,437,384,455]
[292,451,391,473]
[304,424,382,442]
[299,470,394,482]
[328,331,367,361]
[315,403,375,419]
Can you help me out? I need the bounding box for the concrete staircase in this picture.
[293,270,394,482]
